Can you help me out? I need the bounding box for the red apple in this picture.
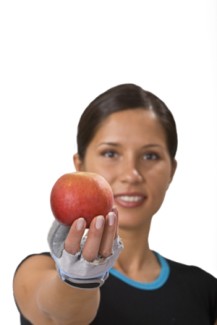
[50,172,114,227]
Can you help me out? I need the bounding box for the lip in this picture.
[114,193,147,208]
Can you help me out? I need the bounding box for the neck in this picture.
[118,219,151,259]
[115,223,161,282]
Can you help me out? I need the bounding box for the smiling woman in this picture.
[13,84,217,325]
[79,107,176,232]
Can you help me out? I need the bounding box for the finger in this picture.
[82,215,105,262]
[64,218,86,254]
[111,207,119,238]
[98,211,117,258]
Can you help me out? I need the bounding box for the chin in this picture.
[118,217,151,232]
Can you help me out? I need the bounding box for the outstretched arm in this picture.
[13,212,119,325]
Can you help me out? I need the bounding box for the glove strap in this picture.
[57,268,109,289]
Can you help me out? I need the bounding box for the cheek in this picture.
[147,174,171,216]
[148,168,172,197]
[82,160,114,185]
[94,168,115,186]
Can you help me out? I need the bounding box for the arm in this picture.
[14,254,99,325]
[13,212,119,325]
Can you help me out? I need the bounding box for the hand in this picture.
[64,208,118,262]
[48,208,123,288]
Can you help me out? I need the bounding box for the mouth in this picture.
[114,194,146,208]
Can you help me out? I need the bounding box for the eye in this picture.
[143,152,159,160]
[101,150,118,158]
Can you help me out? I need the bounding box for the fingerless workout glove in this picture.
[48,220,123,289]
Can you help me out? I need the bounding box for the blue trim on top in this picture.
[109,252,170,290]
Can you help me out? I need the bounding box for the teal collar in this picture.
[109,252,170,290]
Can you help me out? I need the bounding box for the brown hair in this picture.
[76,83,178,160]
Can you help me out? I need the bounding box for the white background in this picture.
[0,0,216,323]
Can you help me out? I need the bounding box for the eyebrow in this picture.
[97,142,163,149]
[98,142,119,147]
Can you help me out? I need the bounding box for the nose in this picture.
[120,159,144,184]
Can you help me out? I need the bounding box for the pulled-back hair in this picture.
[77,83,178,160]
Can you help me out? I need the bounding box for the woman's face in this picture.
[74,109,176,230]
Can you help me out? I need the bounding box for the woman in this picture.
[13,83,217,324]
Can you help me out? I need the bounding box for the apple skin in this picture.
[50,172,114,227]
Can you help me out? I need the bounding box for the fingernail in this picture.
[108,212,116,226]
[76,218,85,231]
[95,216,105,229]
[111,206,118,215]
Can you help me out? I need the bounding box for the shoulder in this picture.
[165,257,217,321]
[14,252,54,295]
[13,252,55,323]
[167,257,216,277]
[14,252,52,275]
[14,252,54,300]
[166,257,217,290]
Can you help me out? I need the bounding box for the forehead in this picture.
[93,109,167,144]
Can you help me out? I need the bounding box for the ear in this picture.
[73,153,84,171]
[170,159,177,183]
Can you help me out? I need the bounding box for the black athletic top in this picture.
[17,252,217,325]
